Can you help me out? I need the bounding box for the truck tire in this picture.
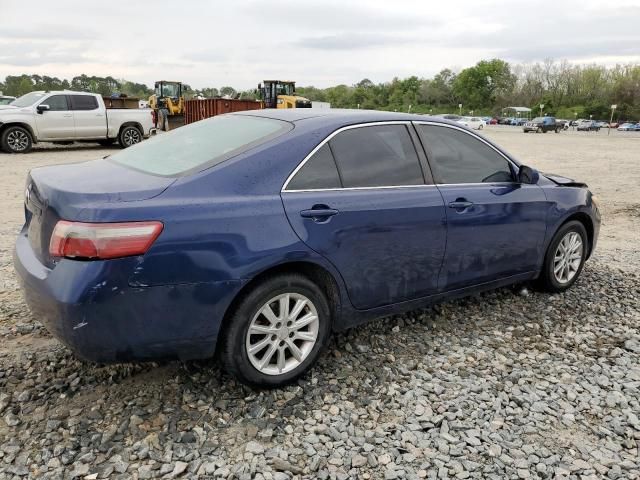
[1,126,33,153]
[118,126,142,148]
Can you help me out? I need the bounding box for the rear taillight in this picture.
[49,221,163,260]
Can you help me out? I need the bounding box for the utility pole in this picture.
[608,104,616,136]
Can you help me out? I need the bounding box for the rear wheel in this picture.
[537,220,588,293]
[118,126,142,148]
[536,127,542,133]
[221,274,332,388]
[1,126,33,153]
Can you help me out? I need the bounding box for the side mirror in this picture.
[518,165,540,184]
[37,104,50,114]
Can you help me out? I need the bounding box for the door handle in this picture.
[63,114,73,118]
[448,200,473,209]
[300,206,339,221]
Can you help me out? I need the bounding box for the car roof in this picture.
[231,108,466,129]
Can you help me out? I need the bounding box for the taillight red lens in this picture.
[49,221,163,260]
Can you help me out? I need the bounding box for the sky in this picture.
[1,0,639,90]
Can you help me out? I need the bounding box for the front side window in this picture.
[43,95,69,111]
[329,125,424,188]
[286,144,341,190]
[70,95,98,111]
[417,125,513,184]
[111,114,291,177]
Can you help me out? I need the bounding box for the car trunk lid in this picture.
[24,158,175,266]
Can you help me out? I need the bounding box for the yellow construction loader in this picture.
[149,80,184,129]
[259,80,312,109]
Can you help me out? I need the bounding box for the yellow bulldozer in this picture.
[148,80,185,130]
[259,80,312,109]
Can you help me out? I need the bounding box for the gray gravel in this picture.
[1,132,640,479]
[1,260,639,479]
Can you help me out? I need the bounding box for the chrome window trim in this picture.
[284,184,438,194]
[412,120,520,176]
[281,121,421,192]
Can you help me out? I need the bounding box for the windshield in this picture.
[110,114,292,176]
[11,92,47,107]
[156,82,180,98]
[531,117,545,122]
[0,97,14,105]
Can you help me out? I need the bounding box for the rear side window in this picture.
[417,125,513,184]
[110,115,291,176]
[43,95,69,111]
[287,144,341,190]
[329,125,424,188]
[70,95,98,111]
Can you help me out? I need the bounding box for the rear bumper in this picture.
[13,232,243,363]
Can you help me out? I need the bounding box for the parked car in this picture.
[457,116,484,130]
[595,121,609,128]
[609,122,619,129]
[0,91,155,153]
[523,116,561,133]
[498,117,513,125]
[489,118,498,125]
[617,123,640,131]
[577,120,600,132]
[0,95,16,105]
[14,110,600,387]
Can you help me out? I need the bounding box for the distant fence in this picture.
[184,98,264,125]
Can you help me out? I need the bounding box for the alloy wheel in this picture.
[123,128,141,146]
[553,231,583,284]
[245,293,319,376]
[7,130,29,151]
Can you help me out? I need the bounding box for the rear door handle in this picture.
[300,207,339,221]
[448,200,473,209]
[63,114,73,118]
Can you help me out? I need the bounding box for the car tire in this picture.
[1,126,33,153]
[220,274,332,388]
[536,127,542,133]
[118,126,142,148]
[537,220,588,293]
[478,124,483,130]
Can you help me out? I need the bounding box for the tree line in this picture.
[0,74,153,100]
[297,59,640,121]
[2,59,639,120]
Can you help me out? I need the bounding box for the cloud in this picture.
[295,33,414,50]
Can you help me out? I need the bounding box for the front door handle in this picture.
[63,114,73,118]
[300,206,339,222]
[448,200,473,209]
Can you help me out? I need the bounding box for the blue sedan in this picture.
[14,110,601,387]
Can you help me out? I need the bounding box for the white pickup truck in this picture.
[0,91,155,153]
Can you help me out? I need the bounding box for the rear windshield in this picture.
[110,115,292,176]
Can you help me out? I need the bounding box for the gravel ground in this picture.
[1,127,639,479]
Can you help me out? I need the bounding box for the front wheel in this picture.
[118,126,142,148]
[537,221,588,293]
[220,274,332,388]
[1,126,33,153]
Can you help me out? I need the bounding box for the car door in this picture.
[34,95,74,139]
[281,123,447,310]
[415,122,549,291]
[70,95,107,138]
